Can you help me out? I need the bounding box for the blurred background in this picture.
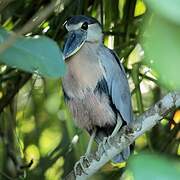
[0,0,180,179]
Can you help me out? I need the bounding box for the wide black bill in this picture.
[63,30,87,59]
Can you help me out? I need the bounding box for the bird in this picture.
[62,15,133,163]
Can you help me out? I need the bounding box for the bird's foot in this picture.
[129,118,142,132]
[74,155,90,176]
[120,126,135,144]
[97,136,114,158]
[133,120,142,132]
[98,137,106,153]
[105,136,114,148]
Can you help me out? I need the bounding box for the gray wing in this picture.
[98,46,133,124]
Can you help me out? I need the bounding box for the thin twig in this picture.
[0,171,15,180]
[100,0,103,28]
[0,0,15,12]
[131,63,144,113]
[123,0,137,42]
[0,0,62,54]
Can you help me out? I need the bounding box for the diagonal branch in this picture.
[64,91,180,180]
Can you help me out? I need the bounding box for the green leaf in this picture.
[142,15,180,90]
[145,0,180,25]
[128,153,180,180]
[0,28,66,78]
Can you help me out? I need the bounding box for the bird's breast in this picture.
[62,42,103,97]
[62,42,116,130]
[66,91,116,131]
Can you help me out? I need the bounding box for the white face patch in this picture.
[66,22,83,31]
[86,24,102,42]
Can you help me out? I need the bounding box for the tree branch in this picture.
[64,91,180,180]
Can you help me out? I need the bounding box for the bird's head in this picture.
[63,15,103,59]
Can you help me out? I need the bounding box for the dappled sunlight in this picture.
[45,93,61,114]
[178,144,180,156]
[25,144,40,169]
[134,0,146,17]
[135,134,148,150]
[45,157,64,180]
[19,116,36,133]
[39,129,62,156]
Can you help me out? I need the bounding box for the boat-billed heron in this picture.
[62,15,133,163]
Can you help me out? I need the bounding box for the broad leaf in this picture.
[0,28,66,78]
[145,0,180,25]
[128,153,180,180]
[142,15,180,89]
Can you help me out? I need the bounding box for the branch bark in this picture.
[64,91,180,180]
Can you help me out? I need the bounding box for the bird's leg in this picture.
[85,128,97,155]
[111,116,122,137]
[104,116,122,148]
[74,128,97,176]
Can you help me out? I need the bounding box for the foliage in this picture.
[0,28,65,78]
[0,0,179,180]
[128,153,180,180]
[142,0,180,90]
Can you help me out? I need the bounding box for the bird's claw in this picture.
[106,136,114,147]
[98,138,106,155]
[98,136,113,158]
[74,155,90,176]
[133,121,142,132]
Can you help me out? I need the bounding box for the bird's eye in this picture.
[81,22,88,30]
